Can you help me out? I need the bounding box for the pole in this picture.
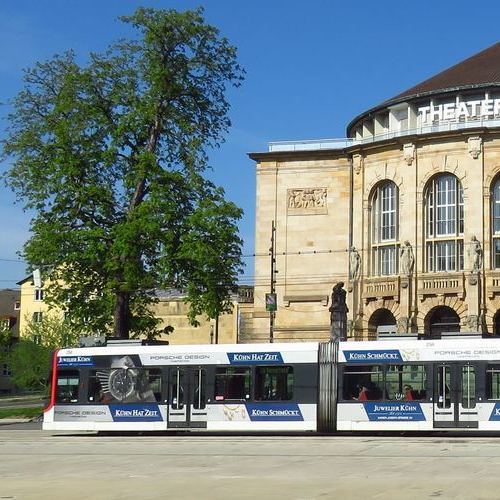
[270,220,276,343]
[215,314,219,344]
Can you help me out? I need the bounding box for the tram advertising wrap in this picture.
[43,337,500,433]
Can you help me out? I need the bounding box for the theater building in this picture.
[247,42,500,342]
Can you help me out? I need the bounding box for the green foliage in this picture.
[0,322,11,350]
[7,315,79,392]
[0,407,44,419]
[8,340,51,392]
[23,314,80,350]
[2,7,244,338]
[0,321,15,369]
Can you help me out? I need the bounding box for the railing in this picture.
[268,117,500,152]
[417,273,465,300]
[486,272,500,298]
[269,138,354,152]
[237,286,254,303]
[362,276,400,303]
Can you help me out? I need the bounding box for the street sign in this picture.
[265,293,277,312]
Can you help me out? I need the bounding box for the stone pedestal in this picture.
[347,280,359,336]
[398,275,412,333]
[465,271,481,332]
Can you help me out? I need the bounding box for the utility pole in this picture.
[269,220,277,343]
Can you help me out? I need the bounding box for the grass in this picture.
[0,406,43,419]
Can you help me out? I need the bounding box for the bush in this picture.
[8,340,52,392]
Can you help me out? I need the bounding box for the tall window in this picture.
[492,178,500,268]
[371,182,399,275]
[32,311,43,323]
[425,174,464,272]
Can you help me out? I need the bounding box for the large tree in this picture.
[2,7,244,338]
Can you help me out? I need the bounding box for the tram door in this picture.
[167,367,207,428]
[433,363,478,428]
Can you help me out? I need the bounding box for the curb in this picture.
[0,418,32,426]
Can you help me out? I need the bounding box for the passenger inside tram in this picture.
[404,385,414,401]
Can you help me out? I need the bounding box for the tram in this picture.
[43,334,500,432]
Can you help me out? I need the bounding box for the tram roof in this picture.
[58,341,321,357]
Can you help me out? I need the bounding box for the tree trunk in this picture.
[113,291,131,338]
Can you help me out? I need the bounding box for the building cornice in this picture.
[249,125,500,163]
[248,149,349,162]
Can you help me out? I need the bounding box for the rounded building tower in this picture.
[249,43,500,342]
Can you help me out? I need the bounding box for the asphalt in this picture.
[1,427,500,499]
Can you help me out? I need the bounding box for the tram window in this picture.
[193,369,206,410]
[171,369,185,410]
[214,367,251,401]
[87,368,162,403]
[385,365,427,401]
[486,365,500,400]
[342,366,383,401]
[56,370,80,403]
[256,366,294,401]
[462,365,476,409]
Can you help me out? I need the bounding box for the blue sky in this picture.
[0,0,499,288]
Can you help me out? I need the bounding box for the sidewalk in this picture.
[0,418,32,426]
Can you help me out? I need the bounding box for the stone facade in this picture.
[249,130,500,340]
[248,154,350,342]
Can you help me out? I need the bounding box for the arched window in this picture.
[425,174,464,272]
[368,308,397,337]
[493,310,500,335]
[492,177,500,268]
[371,182,399,275]
[425,306,460,336]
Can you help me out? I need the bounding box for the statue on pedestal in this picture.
[329,282,349,341]
[399,241,414,276]
[468,235,482,272]
[349,247,361,281]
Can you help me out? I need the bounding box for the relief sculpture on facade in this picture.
[287,188,327,215]
[403,143,415,166]
[467,136,482,159]
[466,314,479,332]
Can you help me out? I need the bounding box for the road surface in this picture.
[0,426,499,499]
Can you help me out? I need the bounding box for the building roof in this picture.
[347,42,500,133]
[16,275,33,286]
[388,42,500,103]
[0,289,20,318]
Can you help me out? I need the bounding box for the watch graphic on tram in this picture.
[108,368,135,401]
[107,355,137,401]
